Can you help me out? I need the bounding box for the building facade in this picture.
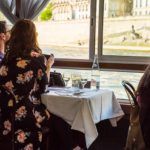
[51,0,90,21]
[105,0,132,17]
[133,0,150,16]
[51,0,135,21]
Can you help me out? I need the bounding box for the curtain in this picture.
[20,0,50,20]
[0,0,50,24]
[0,0,17,24]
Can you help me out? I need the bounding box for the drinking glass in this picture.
[63,73,70,87]
[71,73,81,88]
[80,78,88,89]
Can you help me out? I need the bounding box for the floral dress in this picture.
[0,56,50,150]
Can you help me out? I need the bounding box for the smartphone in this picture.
[45,53,54,60]
[49,54,54,61]
[49,53,54,58]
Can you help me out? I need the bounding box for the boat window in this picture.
[34,0,91,60]
[98,0,150,64]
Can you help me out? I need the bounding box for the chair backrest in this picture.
[122,80,138,107]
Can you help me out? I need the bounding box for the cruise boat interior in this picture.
[0,0,150,150]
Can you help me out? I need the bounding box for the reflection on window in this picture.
[34,0,90,59]
[102,0,150,57]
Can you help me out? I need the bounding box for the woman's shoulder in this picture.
[1,52,46,70]
[30,54,45,64]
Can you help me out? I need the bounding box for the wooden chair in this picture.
[122,80,137,106]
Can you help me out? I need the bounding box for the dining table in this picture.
[41,87,124,148]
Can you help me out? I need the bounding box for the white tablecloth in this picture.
[41,88,124,148]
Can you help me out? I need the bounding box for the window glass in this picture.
[34,0,90,59]
[51,68,143,102]
[102,0,150,57]
[99,71,142,101]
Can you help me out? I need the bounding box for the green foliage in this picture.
[40,3,53,21]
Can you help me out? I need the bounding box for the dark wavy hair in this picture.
[137,65,150,95]
[6,19,41,61]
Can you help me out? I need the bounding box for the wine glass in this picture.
[71,73,81,88]
[80,78,88,89]
[63,74,70,87]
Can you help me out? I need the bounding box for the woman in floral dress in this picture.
[0,19,73,150]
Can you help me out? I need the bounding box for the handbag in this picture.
[49,71,65,87]
[122,81,146,150]
[125,105,146,150]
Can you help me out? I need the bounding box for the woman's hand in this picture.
[46,54,54,83]
[46,54,54,70]
[0,33,6,41]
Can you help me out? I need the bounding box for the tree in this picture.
[40,3,53,21]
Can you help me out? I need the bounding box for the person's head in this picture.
[0,21,6,42]
[7,19,41,59]
[0,21,11,43]
[137,65,150,95]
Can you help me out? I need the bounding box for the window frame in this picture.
[39,0,97,61]
[44,0,97,61]
[97,0,150,65]
[2,0,148,71]
[50,0,149,71]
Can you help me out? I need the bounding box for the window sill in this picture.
[52,59,147,71]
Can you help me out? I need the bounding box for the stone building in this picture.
[51,0,90,21]
[51,0,133,21]
[104,0,133,17]
[133,0,150,16]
